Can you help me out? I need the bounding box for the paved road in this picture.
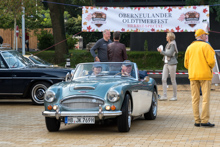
[0,85,220,147]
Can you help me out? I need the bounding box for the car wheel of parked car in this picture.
[117,94,132,132]
[45,117,60,132]
[31,82,51,105]
[144,89,158,120]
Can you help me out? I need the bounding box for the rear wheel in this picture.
[117,94,132,132]
[31,82,51,105]
[45,117,60,132]
[144,89,158,120]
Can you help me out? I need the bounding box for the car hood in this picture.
[54,78,134,99]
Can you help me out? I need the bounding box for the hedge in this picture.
[36,50,186,70]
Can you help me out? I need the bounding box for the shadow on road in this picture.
[0,99,32,105]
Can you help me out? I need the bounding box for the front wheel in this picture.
[45,117,60,132]
[144,89,158,120]
[117,94,132,132]
[31,82,51,105]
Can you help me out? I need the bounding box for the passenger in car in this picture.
[91,64,102,76]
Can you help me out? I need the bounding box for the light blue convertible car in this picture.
[42,62,158,132]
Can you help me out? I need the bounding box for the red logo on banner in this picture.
[92,11,106,27]
[185,11,200,27]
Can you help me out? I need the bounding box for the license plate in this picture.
[65,116,95,124]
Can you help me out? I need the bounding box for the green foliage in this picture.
[40,9,52,28]
[65,0,92,18]
[34,51,56,64]
[36,30,54,50]
[0,0,44,29]
[66,34,78,50]
[69,50,94,67]
[66,14,82,35]
[209,0,220,22]
[144,40,148,51]
[81,32,103,47]
[0,12,14,29]
[36,50,186,70]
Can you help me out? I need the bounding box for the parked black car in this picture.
[0,49,74,105]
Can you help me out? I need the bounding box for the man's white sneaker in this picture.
[158,96,167,101]
[169,97,177,101]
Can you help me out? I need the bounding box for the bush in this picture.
[66,34,78,50]
[144,40,148,51]
[37,30,54,50]
[36,50,186,70]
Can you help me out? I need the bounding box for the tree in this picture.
[45,0,92,63]
[0,0,42,49]
[47,0,68,64]
[65,0,93,18]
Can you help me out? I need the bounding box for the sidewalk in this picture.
[0,85,219,146]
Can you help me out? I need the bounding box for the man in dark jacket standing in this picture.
[107,32,127,62]
[90,29,112,62]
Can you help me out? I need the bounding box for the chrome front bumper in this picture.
[42,111,122,120]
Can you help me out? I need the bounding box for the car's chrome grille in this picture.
[61,96,104,110]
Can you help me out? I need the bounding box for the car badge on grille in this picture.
[92,99,97,103]
[78,91,89,93]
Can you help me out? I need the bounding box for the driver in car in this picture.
[91,64,102,76]
[121,60,148,79]
[121,60,133,76]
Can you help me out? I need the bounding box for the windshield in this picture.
[1,50,30,68]
[29,56,51,65]
[74,62,137,79]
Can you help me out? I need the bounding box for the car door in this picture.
[11,68,32,94]
[0,55,13,94]
[0,50,30,95]
[130,64,152,116]
[131,80,152,116]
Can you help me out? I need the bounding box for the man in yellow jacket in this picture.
[184,29,215,127]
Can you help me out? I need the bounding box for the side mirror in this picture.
[65,72,72,82]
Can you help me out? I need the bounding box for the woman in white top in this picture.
[157,32,178,101]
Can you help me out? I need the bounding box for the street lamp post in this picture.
[22,3,25,55]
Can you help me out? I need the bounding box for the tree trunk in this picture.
[48,0,68,64]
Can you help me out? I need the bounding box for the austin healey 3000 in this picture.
[42,62,158,132]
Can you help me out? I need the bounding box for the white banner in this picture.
[82,6,209,32]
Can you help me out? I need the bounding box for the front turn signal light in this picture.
[47,105,52,110]
[111,105,116,111]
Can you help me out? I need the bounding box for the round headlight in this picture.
[44,90,56,102]
[107,90,119,102]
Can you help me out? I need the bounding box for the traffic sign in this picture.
[16,25,19,37]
